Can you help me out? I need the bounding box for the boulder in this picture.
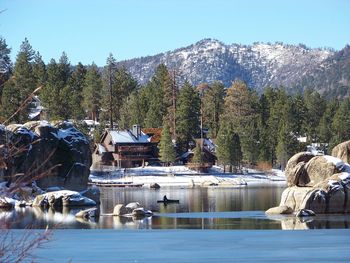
[0,197,15,209]
[150,183,160,189]
[125,202,141,213]
[279,186,314,211]
[285,152,315,186]
[332,140,350,164]
[303,156,339,186]
[113,204,128,216]
[296,209,316,217]
[271,148,350,215]
[132,207,153,217]
[265,205,293,215]
[75,208,99,219]
[32,194,48,207]
[33,190,96,207]
[1,121,92,191]
[80,186,100,204]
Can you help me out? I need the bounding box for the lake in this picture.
[2,185,350,230]
[3,185,350,262]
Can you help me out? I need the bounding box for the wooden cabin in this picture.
[93,125,154,168]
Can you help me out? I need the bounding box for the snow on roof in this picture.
[109,130,150,144]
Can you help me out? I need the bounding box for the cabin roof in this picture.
[109,130,150,144]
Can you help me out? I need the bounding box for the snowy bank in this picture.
[89,165,286,187]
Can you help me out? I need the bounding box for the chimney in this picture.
[132,124,141,139]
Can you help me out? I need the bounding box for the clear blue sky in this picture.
[1,0,349,66]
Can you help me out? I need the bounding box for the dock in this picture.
[88,181,144,188]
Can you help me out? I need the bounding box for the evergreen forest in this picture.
[1,38,350,170]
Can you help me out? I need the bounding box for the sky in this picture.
[1,0,349,66]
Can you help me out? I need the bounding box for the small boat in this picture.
[157,199,180,204]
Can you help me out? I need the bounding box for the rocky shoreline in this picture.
[266,140,350,216]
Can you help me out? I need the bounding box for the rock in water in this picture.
[125,202,141,213]
[296,209,316,217]
[269,145,350,215]
[265,205,293,215]
[75,208,99,219]
[150,183,160,189]
[113,204,128,216]
[132,207,153,217]
[33,190,96,207]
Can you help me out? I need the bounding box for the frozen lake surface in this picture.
[11,229,350,262]
[3,185,350,261]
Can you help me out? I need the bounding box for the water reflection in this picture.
[1,186,350,229]
[267,214,350,230]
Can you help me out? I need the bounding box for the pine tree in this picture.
[101,54,137,128]
[303,89,326,142]
[143,64,170,128]
[266,89,288,165]
[318,99,338,145]
[275,99,299,170]
[191,143,204,164]
[83,63,102,122]
[68,62,86,120]
[257,93,271,162]
[0,37,12,95]
[158,123,176,165]
[330,98,350,149]
[119,90,143,129]
[11,38,36,122]
[41,52,72,120]
[1,78,20,123]
[202,81,225,138]
[175,81,200,153]
[216,124,242,172]
[32,52,47,88]
[220,80,258,163]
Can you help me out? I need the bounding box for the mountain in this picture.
[118,39,339,94]
[298,45,350,98]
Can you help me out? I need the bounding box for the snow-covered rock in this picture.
[32,190,96,207]
[0,121,92,191]
[125,202,141,213]
[132,207,153,217]
[268,142,350,214]
[75,207,99,219]
[331,140,350,164]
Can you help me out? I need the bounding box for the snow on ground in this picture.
[89,165,286,187]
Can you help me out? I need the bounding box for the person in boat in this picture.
[163,195,168,202]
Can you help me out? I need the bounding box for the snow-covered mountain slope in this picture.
[118,39,334,93]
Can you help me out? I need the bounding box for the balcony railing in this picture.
[116,146,151,153]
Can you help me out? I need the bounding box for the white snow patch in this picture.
[90,165,286,187]
[323,155,350,172]
[338,172,350,181]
